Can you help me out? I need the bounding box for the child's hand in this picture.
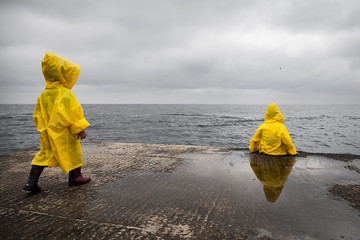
[77,130,87,140]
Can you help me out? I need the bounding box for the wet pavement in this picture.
[1,142,360,239]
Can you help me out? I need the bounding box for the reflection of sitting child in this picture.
[23,52,91,193]
[249,103,297,155]
[250,154,295,203]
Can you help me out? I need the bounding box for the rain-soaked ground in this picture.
[1,142,360,239]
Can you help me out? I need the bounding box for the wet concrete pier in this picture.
[1,142,360,239]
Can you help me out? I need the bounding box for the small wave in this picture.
[298,115,332,120]
[162,113,208,117]
[218,115,263,122]
[197,124,210,128]
[196,120,260,128]
[238,118,263,123]
[0,116,15,120]
[333,132,347,138]
[219,115,238,119]
[158,120,172,123]
[298,116,318,120]
[345,116,360,120]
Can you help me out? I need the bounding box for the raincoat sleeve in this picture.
[249,126,262,152]
[57,89,90,135]
[33,98,47,133]
[281,125,297,155]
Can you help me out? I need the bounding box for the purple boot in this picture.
[69,167,91,186]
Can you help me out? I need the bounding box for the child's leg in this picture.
[68,167,91,186]
[23,165,45,192]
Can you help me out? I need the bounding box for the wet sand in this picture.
[0,142,359,239]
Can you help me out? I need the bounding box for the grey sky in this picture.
[1,0,359,104]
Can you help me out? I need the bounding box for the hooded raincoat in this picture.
[249,103,296,155]
[31,52,90,172]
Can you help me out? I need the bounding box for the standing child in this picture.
[23,52,91,192]
[249,103,297,155]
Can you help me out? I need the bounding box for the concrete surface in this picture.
[0,142,360,239]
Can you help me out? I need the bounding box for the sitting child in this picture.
[249,103,297,155]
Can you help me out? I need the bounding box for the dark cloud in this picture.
[272,0,360,32]
[0,0,359,104]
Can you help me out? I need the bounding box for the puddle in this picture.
[90,151,360,239]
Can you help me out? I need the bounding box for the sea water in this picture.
[0,104,359,155]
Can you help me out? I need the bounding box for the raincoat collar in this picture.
[264,103,285,123]
[42,52,81,90]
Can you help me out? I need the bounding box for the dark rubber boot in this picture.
[23,165,45,193]
[69,167,91,186]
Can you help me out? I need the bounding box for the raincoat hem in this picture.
[62,163,83,173]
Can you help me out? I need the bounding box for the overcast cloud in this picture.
[1,0,359,104]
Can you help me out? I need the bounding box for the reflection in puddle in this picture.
[91,151,360,239]
[250,154,295,203]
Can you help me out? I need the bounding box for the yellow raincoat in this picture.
[249,103,296,155]
[31,52,90,172]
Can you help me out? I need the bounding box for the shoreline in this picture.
[2,140,360,161]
